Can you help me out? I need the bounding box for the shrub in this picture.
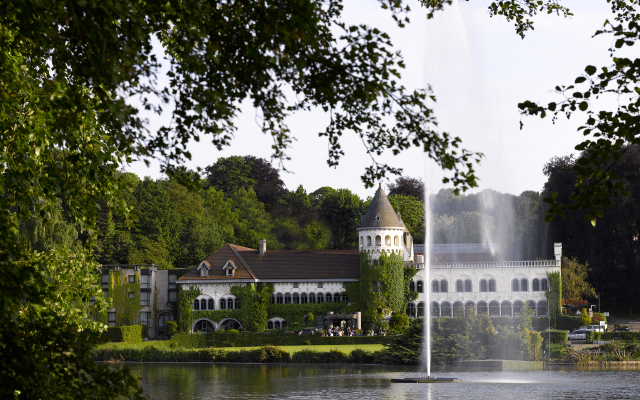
[348,348,376,364]
[166,321,177,339]
[227,329,240,334]
[586,331,595,343]
[541,330,568,344]
[389,314,409,334]
[258,345,291,363]
[104,326,144,343]
[580,309,591,326]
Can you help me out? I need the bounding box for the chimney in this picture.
[259,239,266,256]
[554,242,562,265]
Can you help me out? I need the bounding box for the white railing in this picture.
[431,260,559,269]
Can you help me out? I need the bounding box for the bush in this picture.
[389,314,409,334]
[541,330,568,344]
[104,326,144,343]
[586,331,595,343]
[227,329,240,334]
[166,321,177,339]
[348,348,376,364]
[258,345,291,363]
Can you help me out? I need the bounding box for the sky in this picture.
[125,0,619,199]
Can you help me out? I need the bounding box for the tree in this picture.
[318,189,365,249]
[204,156,255,194]
[562,257,597,301]
[244,156,287,210]
[388,194,425,242]
[388,176,424,201]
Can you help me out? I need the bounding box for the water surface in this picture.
[133,363,640,399]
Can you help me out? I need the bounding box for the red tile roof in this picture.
[179,244,360,281]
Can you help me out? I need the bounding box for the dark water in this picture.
[132,363,640,400]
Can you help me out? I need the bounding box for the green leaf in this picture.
[585,65,597,75]
[579,102,588,111]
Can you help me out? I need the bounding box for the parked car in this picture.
[568,329,587,340]
[300,328,318,335]
[586,324,605,332]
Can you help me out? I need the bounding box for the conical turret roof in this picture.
[359,184,406,229]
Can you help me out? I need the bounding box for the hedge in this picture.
[540,330,568,344]
[93,345,379,363]
[456,316,582,332]
[166,321,177,339]
[169,332,393,348]
[105,326,145,343]
[588,332,640,343]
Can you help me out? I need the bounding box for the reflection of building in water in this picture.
[178,184,560,332]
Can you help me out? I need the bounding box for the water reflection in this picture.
[132,363,640,400]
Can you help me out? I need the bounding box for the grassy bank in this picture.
[93,344,380,364]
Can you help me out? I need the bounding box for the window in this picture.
[477,301,488,315]
[537,301,548,316]
[456,280,464,293]
[441,302,452,317]
[128,274,135,284]
[417,302,425,317]
[501,301,512,316]
[465,301,475,315]
[234,299,240,309]
[512,279,519,292]
[533,279,540,291]
[342,294,349,303]
[129,292,135,300]
[394,236,399,246]
[102,274,109,290]
[193,299,200,310]
[317,282,324,288]
[489,279,496,292]
[108,312,116,327]
[309,293,316,304]
[276,293,283,304]
[480,279,487,292]
[541,279,549,291]
[200,299,207,310]
[293,293,300,304]
[270,295,275,304]
[301,293,308,304]
[285,293,291,304]
[385,235,391,246]
[375,235,381,246]
[317,293,324,303]
[431,280,439,293]
[416,281,423,293]
[168,274,177,289]
[208,299,214,310]
[440,280,448,293]
[293,282,299,289]
[141,312,150,326]
[267,321,274,330]
[410,281,416,292]
[406,303,416,317]
[521,279,528,292]
[430,302,440,317]
[169,291,177,302]
[360,236,363,246]
[489,301,500,316]
[141,274,150,289]
[464,279,472,292]
[140,292,150,306]
[220,299,227,310]
[453,302,463,317]
[158,313,172,334]
[326,293,333,303]
[367,236,372,246]
[513,301,523,316]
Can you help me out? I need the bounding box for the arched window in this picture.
[342,294,349,303]
[220,298,226,310]
[407,303,416,317]
[430,302,440,317]
[465,301,475,315]
[513,301,523,316]
[208,299,214,310]
[480,279,487,292]
[394,236,399,246]
[301,293,308,304]
[193,300,200,310]
[227,298,234,310]
[541,279,549,291]
[537,301,549,316]
[501,301,512,316]
[317,293,324,303]
[521,279,528,292]
[274,321,281,330]
[453,301,464,317]
[293,293,300,304]
[464,279,472,292]
[285,293,291,304]
[309,293,316,304]
[431,280,439,293]
[276,293,283,304]
[360,236,363,246]
[489,279,496,292]
[477,301,488,315]
[270,295,276,304]
[417,302,425,317]
[385,235,391,246]
[417,281,423,293]
[489,301,500,316]
[512,279,519,292]
[410,281,415,292]
[532,279,540,291]
[527,300,537,315]
[234,298,240,309]
[268,321,274,329]
[367,236,372,246]
[158,312,173,335]
[440,280,448,293]
[456,280,464,293]
[201,299,207,310]
[375,235,382,246]
[441,302,452,317]
[193,319,215,333]
[326,293,333,303]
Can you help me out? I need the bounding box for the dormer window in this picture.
[375,213,381,221]
[197,261,211,277]
[223,260,237,277]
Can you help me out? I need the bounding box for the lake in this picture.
[132,363,640,399]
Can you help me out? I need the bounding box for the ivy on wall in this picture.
[109,269,141,326]
[545,271,562,316]
[177,286,202,333]
[231,283,272,332]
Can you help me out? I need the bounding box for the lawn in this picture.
[96,341,385,354]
